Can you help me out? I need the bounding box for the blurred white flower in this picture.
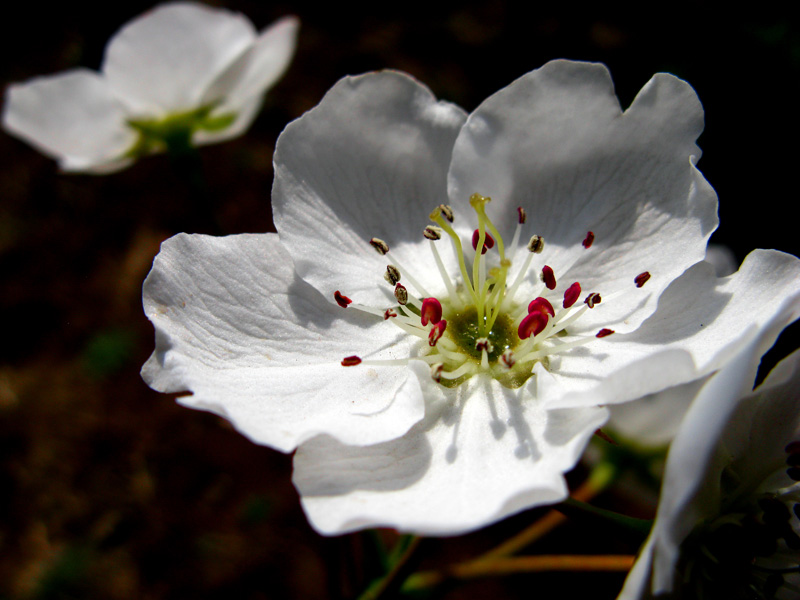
[2,2,298,173]
[619,313,800,600]
[143,61,798,535]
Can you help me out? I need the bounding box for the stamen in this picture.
[472,229,495,254]
[527,235,545,254]
[635,271,652,288]
[563,282,581,309]
[528,297,555,317]
[341,355,362,366]
[475,337,494,353]
[428,240,463,309]
[369,238,390,255]
[394,283,409,305]
[420,297,443,326]
[500,349,516,369]
[596,328,615,338]
[439,361,476,380]
[438,204,455,223]
[383,309,397,320]
[541,265,556,290]
[584,292,601,309]
[517,207,527,224]
[334,290,352,308]
[431,362,444,382]
[428,320,447,346]
[384,265,401,285]
[519,310,549,339]
[582,231,595,249]
[424,225,443,240]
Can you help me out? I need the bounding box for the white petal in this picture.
[273,71,468,307]
[201,16,299,110]
[550,249,800,409]
[141,233,425,452]
[2,69,135,171]
[294,365,607,535]
[449,60,717,332]
[102,2,256,114]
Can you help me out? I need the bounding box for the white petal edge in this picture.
[102,2,256,114]
[141,232,425,452]
[2,69,135,172]
[294,364,608,536]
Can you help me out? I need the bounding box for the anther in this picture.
[369,237,389,255]
[341,355,362,366]
[517,207,527,224]
[584,292,601,308]
[596,328,615,338]
[635,272,651,288]
[438,204,454,222]
[423,225,443,240]
[500,349,516,369]
[334,290,352,308]
[383,309,397,320]
[784,441,800,455]
[541,265,556,290]
[787,467,800,482]
[563,282,581,308]
[384,265,401,285]
[475,338,494,353]
[582,231,595,249]
[429,320,447,346]
[528,297,555,317]
[472,229,496,254]
[527,235,545,254]
[394,284,408,305]
[518,310,549,340]
[431,362,444,383]
[420,297,443,326]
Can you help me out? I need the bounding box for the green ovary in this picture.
[447,306,517,362]
[125,105,237,157]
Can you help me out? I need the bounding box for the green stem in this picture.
[559,498,652,537]
[357,535,422,600]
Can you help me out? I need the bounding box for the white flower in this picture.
[2,2,298,173]
[618,312,800,600]
[142,61,800,535]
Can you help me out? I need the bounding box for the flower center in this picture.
[337,193,651,389]
[126,104,236,157]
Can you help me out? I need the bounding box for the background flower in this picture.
[2,2,298,173]
[618,309,800,599]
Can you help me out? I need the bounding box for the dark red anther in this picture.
[420,297,443,326]
[334,290,352,308]
[584,292,601,309]
[384,308,397,320]
[542,265,556,290]
[596,328,615,338]
[528,297,555,317]
[517,206,527,224]
[341,355,362,366]
[635,272,651,288]
[428,320,447,346]
[563,282,581,308]
[472,229,495,254]
[582,231,594,249]
[518,311,549,340]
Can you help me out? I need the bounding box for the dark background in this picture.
[1,2,798,598]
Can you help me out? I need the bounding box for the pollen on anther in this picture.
[424,225,443,240]
[438,204,454,222]
[472,229,496,254]
[394,284,408,305]
[341,355,362,366]
[527,235,545,254]
[541,265,556,290]
[334,290,352,308]
[384,265,401,285]
[420,297,443,326]
[563,283,581,308]
[431,363,444,382]
[528,297,555,317]
[596,328,615,338]
[582,231,595,249]
[584,292,601,309]
[475,337,494,353]
[635,272,651,288]
[517,207,527,224]
[519,311,549,340]
[501,349,516,369]
[384,308,397,320]
[369,238,390,255]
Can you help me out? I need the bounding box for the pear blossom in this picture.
[143,61,800,535]
[2,2,298,173]
[618,313,800,600]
